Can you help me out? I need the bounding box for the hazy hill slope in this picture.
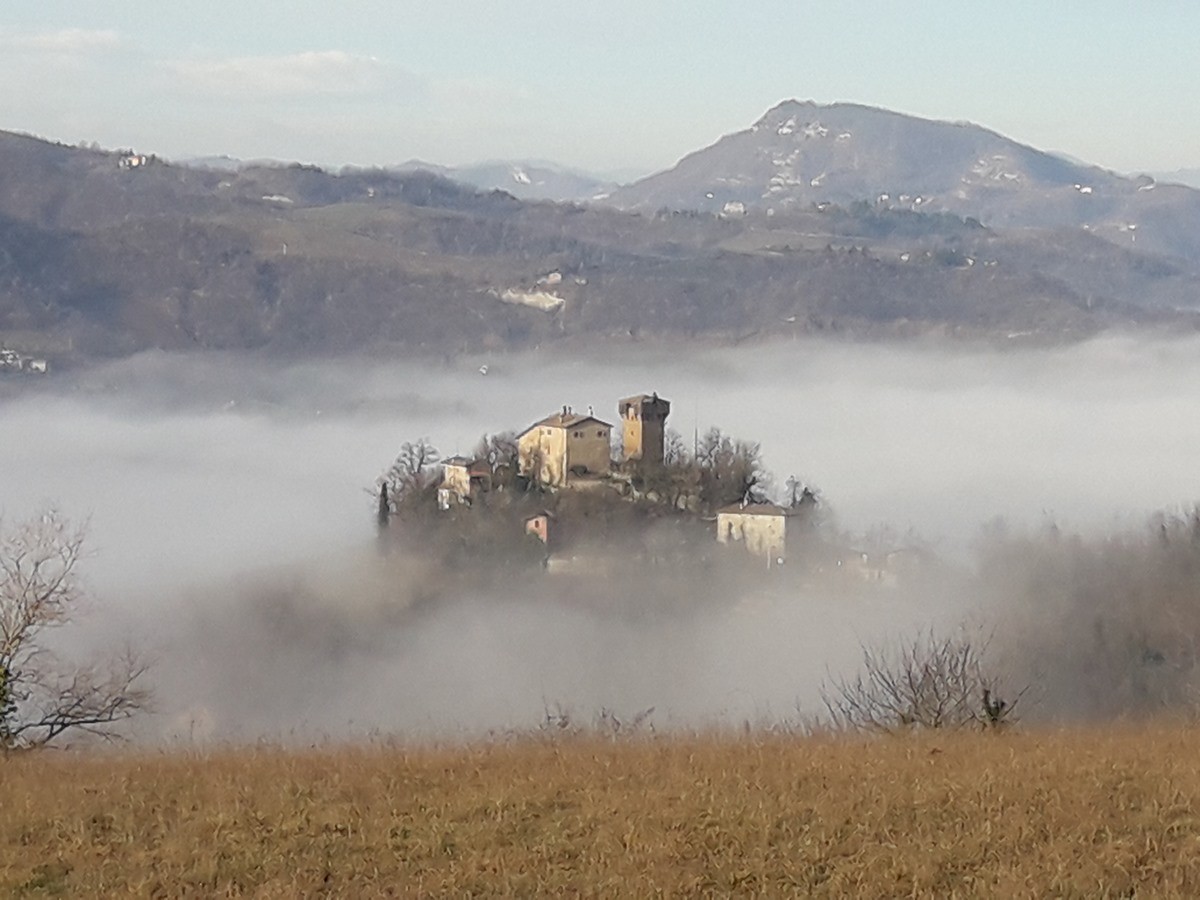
[607,100,1200,264]
[0,129,1197,359]
[392,159,617,203]
[1155,168,1200,190]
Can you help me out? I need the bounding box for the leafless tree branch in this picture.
[821,630,1024,734]
[1,511,150,751]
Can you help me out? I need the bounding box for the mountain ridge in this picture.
[1,113,1198,364]
[604,99,1200,265]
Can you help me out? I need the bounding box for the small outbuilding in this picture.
[440,456,494,505]
[716,502,789,565]
[524,511,553,545]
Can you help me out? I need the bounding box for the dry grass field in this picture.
[3,726,1200,897]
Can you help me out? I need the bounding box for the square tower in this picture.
[619,392,671,464]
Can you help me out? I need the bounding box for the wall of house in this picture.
[442,464,471,498]
[565,425,612,476]
[519,426,568,487]
[717,513,787,561]
[525,515,549,544]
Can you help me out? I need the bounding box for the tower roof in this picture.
[619,392,671,411]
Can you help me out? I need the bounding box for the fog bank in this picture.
[3,334,1200,740]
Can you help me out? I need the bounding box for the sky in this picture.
[1,2,1197,178]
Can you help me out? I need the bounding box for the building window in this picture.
[596,430,604,438]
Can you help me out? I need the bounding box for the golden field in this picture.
[3,727,1200,897]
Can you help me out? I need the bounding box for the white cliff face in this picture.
[496,288,564,312]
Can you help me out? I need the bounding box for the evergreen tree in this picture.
[377,482,390,530]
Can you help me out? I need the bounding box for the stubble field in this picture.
[4,726,1200,897]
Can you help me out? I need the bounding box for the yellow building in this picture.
[439,456,493,508]
[441,456,474,500]
[518,408,613,487]
[716,502,788,565]
[619,392,671,464]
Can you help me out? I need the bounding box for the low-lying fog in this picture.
[3,334,1200,741]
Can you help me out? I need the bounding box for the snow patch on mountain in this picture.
[970,156,1021,183]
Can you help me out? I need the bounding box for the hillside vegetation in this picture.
[4,727,1200,896]
[1,129,1197,362]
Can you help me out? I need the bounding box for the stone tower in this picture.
[619,392,671,464]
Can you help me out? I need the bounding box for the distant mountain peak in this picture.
[602,100,1200,263]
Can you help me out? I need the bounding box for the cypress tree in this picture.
[377,482,390,530]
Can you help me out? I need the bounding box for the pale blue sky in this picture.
[1,2,1195,177]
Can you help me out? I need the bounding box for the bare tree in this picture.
[821,630,1023,733]
[380,437,441,506]
[0,511,149,751]
[473,431,519,488]
[785,475,817,509]
[695,427,767,511]
[394,437,440,483]
[662,428,688,467]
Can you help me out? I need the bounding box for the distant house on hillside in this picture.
[517,408,613,487]
[717,502,789,565]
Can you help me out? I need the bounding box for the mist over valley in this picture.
[5,97,1200,743]
[4,336,1200,740]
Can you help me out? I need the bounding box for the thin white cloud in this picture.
[165,50,404,98]
[1,28,124,53]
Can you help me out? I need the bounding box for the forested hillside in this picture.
[1,130,1196,360]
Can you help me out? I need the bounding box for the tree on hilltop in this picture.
[378,438,441,511]
[696,427,768,511]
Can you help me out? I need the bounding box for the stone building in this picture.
[618,392,670,464]
[438,456,493,507]
[517,408,613,487]
[716,502,789,565]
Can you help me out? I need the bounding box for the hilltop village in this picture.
[378,391,849,579]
